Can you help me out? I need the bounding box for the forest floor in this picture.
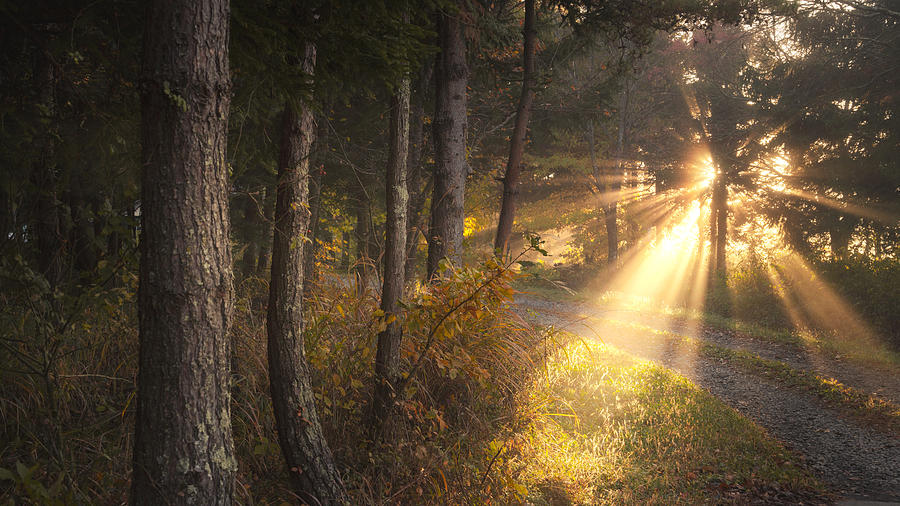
[514,293,900,504]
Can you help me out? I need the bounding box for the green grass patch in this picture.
[570,312,900,436]
[495,336,825,504]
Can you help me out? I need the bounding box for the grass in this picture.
[495,335,826,504]
[518,263,900,370]
[658,304,900,370]
[528,303,900,436]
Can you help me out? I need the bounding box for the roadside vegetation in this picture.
[1,256,835,503]
[499,336,826,504]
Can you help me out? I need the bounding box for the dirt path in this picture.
[516,295,900,503]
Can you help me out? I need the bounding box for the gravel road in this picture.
[515,295,900,503]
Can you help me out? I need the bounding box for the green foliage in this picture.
[0,463,70,505]
[701,254,900,349]
[0,267,137,502]
[814,256,900,346]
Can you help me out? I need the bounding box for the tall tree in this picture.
[427,5,469,279]
[405,66,434,281]
[131,0,236,502]
[373,75,411,436]
[494,0,538,257]
[265,41,345,503]
[31,38,66,289]
[494,0,537,255]
[604,80,631,266]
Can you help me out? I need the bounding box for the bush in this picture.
[815,256,900,347]
[1,254,552,503]
[301,257,548,503]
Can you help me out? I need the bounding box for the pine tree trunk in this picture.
[494,0,537,257]
[340,229,351,270]
[605,86,629,267]
[32,45,65,289]
[829,216,854,260]
[266,42,345,504]
[405,66,433,282]
[241,193,261,277]
[427,9,468,279]
[131,0,236,502]
[373,77,411,436]
[716,182,727,273]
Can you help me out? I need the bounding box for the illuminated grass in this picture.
[520,276,900,369]
[684,311,900,369]
[583,315,900,435]
[499,337,824,504]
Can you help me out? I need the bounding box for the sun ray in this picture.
[779,188,900,225]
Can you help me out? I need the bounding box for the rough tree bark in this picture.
[32,41,65,289]
[266,42,345,504]
[131,0,236,502]
[373,77,411,436]
[426,8,468,279]
[404,65,433,282]
[494,0,537,257]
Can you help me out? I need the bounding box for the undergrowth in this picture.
[530,306,900,436]
[493,335,826,504]
[0,255,552,504]
[1,249,855,504]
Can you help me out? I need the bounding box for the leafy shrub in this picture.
[0,258,137,503]
[1,247,553,504]
[725,258,791,328]
[299,256,548,503]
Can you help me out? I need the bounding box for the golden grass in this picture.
[494,337,824,504]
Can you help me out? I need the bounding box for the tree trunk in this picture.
[405,65,433,282]
[710,170,727,275]
[241,192,261,277]
[340,229,351,270]
[132,0,236,502]
[32,45,65,289]
[829,216,854,260]
[427,9,468,279]
[373,77,411,437]
[494,0,537,257]
[605,85,629,267]
[266,42,345,504]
